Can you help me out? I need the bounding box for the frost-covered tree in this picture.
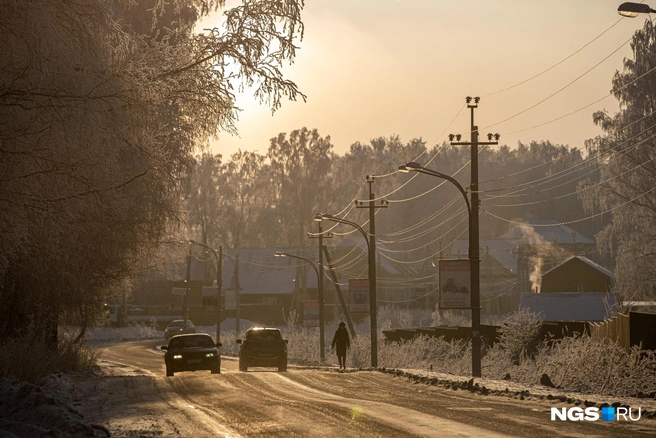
[581,19,656,300]
[0,0,305,343]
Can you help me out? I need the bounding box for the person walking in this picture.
[331,322,350,370]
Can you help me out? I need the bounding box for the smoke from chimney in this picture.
[518,224,554,293]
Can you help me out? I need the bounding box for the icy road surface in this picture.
[76,339,656,437]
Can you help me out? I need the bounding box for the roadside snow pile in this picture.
[0,374,108,437]
[377,367,656,419]
[83,318,261,344]
[84,324,162,343]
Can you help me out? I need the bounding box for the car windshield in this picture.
[168,320,192,328]
[246,329,282,341]
[169,336,214,349]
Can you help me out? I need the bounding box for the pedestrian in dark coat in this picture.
[331,322,350,369]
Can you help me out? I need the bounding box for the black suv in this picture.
[162,333,221,376]
[236,328,288,372]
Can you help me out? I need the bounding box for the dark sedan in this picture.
[162,333,221,376]
[164,319,196,340]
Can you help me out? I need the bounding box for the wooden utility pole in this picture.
[183,246,192,326]
[216,246,222,345]
[235,254,240,335]
[450,96,499,378]
[355,176,388,368]
[308,221,332,362]
[322,245,356,339]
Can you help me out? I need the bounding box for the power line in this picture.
[483,17,625,97]
[483,33,634,131]
[380,195,461,238]
[481,121,656,203]
[483,183,656,226]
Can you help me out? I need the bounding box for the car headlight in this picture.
[205,353,215,358]
[173,355,183,359]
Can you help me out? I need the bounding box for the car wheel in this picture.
[211,365,221,374]
[239,360,247,372]
[166,367,174,377]
[278,360,287,372]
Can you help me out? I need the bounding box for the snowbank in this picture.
[0,373,108,437]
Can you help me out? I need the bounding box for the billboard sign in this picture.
[303,300,320,327]
[202,286,218,311]
[439,260,471,309]
[171,287,186,309]
[224,289,237,311]
[349,279,370,312]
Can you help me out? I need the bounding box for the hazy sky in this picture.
[201,0,644,158]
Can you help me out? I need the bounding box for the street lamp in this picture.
[397,161,481,377]
[618,2,656,17]
[275,251,325,362]
[315,213,378,368]
[186,240,223,345]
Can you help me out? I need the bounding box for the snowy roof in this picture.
[497,220,595,245]
[541,256,614,278]
[221,248,319,295]
[520,292,617,322]
[451,239,518,273]
[335,235,415,276]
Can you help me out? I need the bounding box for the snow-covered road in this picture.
[76,339,656,437]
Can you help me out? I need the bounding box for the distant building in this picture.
[448,220,603,315]
[540,256,614,293]
[220,247,323,326]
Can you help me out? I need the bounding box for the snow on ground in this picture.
[0,320,263,437]
[376,367,656,419]
[4,322,654,436]
[0,372,109,437]
[83,318,260,343]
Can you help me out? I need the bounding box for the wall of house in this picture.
[540,259,612,293]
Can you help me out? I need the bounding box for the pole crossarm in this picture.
[398,96,498,378]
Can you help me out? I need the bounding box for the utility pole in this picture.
[235,254,240,335]
[216,246,223,345]
[308,222,332,363]
[450,96,499,378]
[355,175,388,368]
[183,245,192,327]
[322,245,357,339]
[437,238,443,319]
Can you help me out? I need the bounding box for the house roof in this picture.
[451,239,518,273]
[541,256,614,279]
[221,248,319,295]
[335,235,416,276]
[520,292,617,322]
[497,220,595,245]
